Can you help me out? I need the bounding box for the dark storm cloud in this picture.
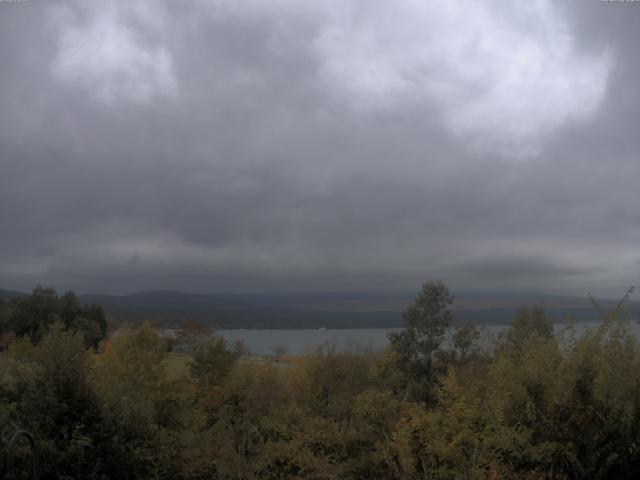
[0,0,638,295]
[455,256,605,281]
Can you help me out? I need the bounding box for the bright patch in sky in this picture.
[315,0,611,158]
[51,4,177,104]
[51,1,609,158]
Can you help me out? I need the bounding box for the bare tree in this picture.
[272,344,288,362]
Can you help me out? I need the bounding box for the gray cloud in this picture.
[0,0,638,296]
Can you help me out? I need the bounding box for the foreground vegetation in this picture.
[1,283,640,479]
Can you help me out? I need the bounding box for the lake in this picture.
[218,321,639,356]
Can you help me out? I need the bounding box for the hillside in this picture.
[0,289,27,301]
[3,288,636,329]
[37,290,640,328]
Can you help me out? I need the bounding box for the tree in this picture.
[2,323,104,478]
[92,323,188,478]
[272,344,288,362]
[190,335,239,393]
[232,339,250,357]
[176,319,213,350]
[0,286,106,347]
[451,321,481,362]
[300,345,372,420]
[388,280,453,405]
[497,305,553,354]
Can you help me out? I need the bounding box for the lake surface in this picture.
[219,328,398,356]
[219,321,640,356]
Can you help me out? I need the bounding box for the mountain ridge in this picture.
[2,288,636,329]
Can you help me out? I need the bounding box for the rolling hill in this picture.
[2,288,637,329]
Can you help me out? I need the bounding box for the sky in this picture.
[0,0,639,296]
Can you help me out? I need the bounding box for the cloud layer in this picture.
[314,0,611,157]
[0,0,638,296]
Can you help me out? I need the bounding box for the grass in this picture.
[164,352,192,380]
[163,351,304,380]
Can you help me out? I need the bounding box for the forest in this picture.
[0,282,639,479]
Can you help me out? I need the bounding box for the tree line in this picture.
[0,282,639,479]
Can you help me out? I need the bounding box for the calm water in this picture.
[219,321,640,356]
[219,328,397,356]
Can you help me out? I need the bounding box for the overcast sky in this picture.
[1,0,639,296]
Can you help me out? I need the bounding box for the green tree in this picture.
[0,286,106,347]
[1,323,104,478]
[497,305,553,355]
[451,321,481,362]
[388,280,453,405]
[190,334,239,394]
[92,323,188,479]
[299,345,372,421]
